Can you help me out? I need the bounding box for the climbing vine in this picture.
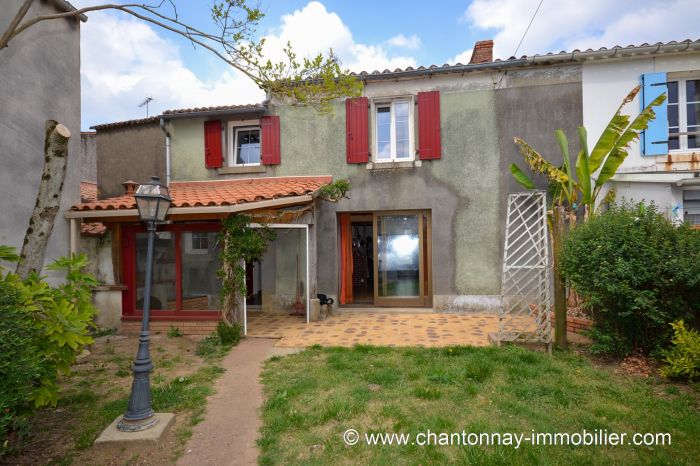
[219,215,275,325]
[218,181,351,325]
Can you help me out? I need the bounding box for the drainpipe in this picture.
[159,117,171,185]
[676,176,700,187]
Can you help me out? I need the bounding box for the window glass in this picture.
[376,106,391,160]
[686,79,700,103]
[668,81,679,150]
[686,80,700,149]
[668,81,679,104]
[136,232,176,310]
[394,101,410,159]
[181,232,222,310]
[235,128,261,165]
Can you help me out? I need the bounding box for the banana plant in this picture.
[510,85,667,217]
[508,85,666,349]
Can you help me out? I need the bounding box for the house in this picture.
[581,41,700,225]
[68,38,700,335]
[0,0,85,274]
[91,116,166,198]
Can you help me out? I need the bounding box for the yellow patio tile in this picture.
[245,311,528,348]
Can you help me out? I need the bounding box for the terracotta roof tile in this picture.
[91,116,160,130]
[349,38,700,79]
[71,176,333,212]
[80,181,98,202]
[81,222,107,236]
[162,103,266,116]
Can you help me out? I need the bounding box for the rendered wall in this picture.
[96,123,166,198]
[0,0,81,275]
[167,65,584,309]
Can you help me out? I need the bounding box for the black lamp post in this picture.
[117,176,172,432]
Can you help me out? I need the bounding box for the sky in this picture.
[75,0,700,129]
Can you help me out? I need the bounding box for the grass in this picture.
[9,333,236,465]
[64,364,225,452]
[258,345,700,466]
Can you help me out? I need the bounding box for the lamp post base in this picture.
[116,414,159,432]
[96,413,174,444]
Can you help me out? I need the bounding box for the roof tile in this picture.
[71,176,333,212]
[80,181,98,202]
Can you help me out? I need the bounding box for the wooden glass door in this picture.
[373,211,431,307]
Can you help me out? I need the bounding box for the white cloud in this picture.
[260,2,417,73]
[80,1,420,127]
[80,11,264,128]
[451,48,473,64]
[387,34,422,49]
[464,0,700,60]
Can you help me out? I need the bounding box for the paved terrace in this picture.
[246,311,512,348]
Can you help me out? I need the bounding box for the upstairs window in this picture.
[374,99,414,162]
[229,124,261,166]
[668,78,700,151]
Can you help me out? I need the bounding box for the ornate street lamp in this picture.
[117,176,172,432]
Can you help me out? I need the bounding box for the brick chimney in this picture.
[469,40,494,64]
[122,180,139,196]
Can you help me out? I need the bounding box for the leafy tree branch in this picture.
[1,0,362,110]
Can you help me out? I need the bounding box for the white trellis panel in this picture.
[496,191,551,347]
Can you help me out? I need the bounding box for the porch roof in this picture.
[67,175,332,220]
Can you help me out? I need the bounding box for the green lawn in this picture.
[258,345,699,465]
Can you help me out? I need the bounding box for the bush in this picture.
[0,248,96,454]
[195,322,242,359]
[561,202,700,355]
[167,326,183,338]
[216,321,241,346]
[660,320,700,381]
[0,281,46,455]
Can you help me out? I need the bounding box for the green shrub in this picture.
[0,248,97,453]
[216,322,241,346]
[167,326,183,338]
[0,280,46,455]
[660,320,700,381]
[561,202,700,355]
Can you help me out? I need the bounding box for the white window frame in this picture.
[668,75,700,153]
[184,231,210,255]
[227,119,261,167]
[371,96,415,163]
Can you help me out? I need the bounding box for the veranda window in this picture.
[126,224,222,316]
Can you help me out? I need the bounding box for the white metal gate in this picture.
[496,192,551,348]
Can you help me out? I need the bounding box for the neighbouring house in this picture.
[581,41,700,226]
[91,116,166,198]
[68,38,700,335]
[0,0,85,274]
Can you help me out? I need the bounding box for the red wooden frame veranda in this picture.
[121,222,222,321]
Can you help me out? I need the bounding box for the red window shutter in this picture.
[417,91,441,160]
[204,120,223,168]
[260,115,281,165]
[346,97,369,163]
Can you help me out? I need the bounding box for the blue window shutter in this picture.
[641,72,668,156]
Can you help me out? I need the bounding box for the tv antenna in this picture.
[138,97,154,117]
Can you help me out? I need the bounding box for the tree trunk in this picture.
[16,120,71,279]
[552,206,568,350]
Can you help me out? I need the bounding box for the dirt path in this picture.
[177,338,277,466]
